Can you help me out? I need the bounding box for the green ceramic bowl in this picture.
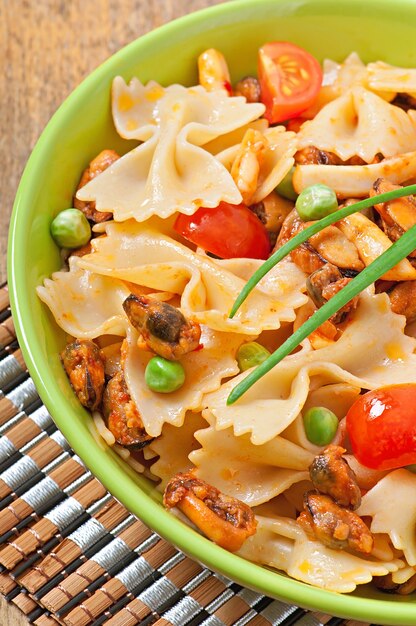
[8,0,416,623]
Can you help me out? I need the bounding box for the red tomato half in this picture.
[346,384,416,471]
[258,42,322,124]
[174,202,271,259]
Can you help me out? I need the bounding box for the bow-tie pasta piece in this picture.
[358,470,416,567]
[76,78,265,222]
[204,292,416,445]
[315,53,394,108]
[149,412,208,489]
[123,325,243,437]
[283,383,360,454]
[297,86,416,163]
[367,61,416,97]
[36,257,131,338]
[288,527,403,592]
[77,221,307,335]
[190,421,312,506]
[237,516,295,574]
[239,516,402,593]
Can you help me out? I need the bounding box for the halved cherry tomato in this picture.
[286,117,305,133]
[258,42,322,124]
[346,384,416,471]
[174,202,271,259]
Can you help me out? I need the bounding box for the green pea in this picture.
[295,184,338,221]
[275,166,298,201]
[145,356,185,393]
[50,208,91,249]
[237,342,271,372]
[303,406,339,446]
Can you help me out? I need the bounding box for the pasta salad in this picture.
[38,43,416,594]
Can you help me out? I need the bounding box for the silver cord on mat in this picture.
[1,455,38,490]
[117,556,154,590]
[0,354,24,389]
[45,497,85,531]
[22,475,62,511]
[70,517,108,551]
[8,378,38,411]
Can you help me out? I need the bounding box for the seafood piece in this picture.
[103,371,153,449]
[388,281,416,323]
[61,339,105,411]
[307,264,359,324]
[123,294,201,361]
[295,146,343,165]
[74,149,119,222]
[371,178,416,257]
[249,191,293,245]
[164,472,257,551]
[307,263,346,307]
[277,209,363,275]
[68,242,92,258]
[231,128,267,205]
[293,150,416,199]
[234,76,261,102]
[375,573,416,595]
[277,209,325,273]
[309,319,338,349]
[198,48,232,94]
[295,146,374,166]
[337,212,416,281]
[290,242,326,275]
[298,492,373,554]
[309,445,362,510]
[391,93,416,111]
[308,227,364,272]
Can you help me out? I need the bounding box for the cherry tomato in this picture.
[346,384,416,471]
[286,118,305,133]
[174,202,271,259]
[258,42,322,124]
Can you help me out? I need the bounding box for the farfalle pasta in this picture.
[75,220,307,335]
[38,42,416,596]
[297,86,416,163]
[76,79,265,221]
[202,292,416,444]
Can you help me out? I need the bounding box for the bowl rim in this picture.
[8,0,416,623]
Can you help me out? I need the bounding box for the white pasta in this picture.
[123,325,243,437]
[297,86,416,163]
[239,516,403,593]
[76,221,307,335]
[150,412,207,489]
[92,411,116,446]
[203,292,416,445]
[367,61,416,95]
[37,257,131,338]
[358,470,416,567]
[190,419,312,506]
[76,78,265,222]
[283,383,360,454]
[38,51,416,594]
[306,52,396,118]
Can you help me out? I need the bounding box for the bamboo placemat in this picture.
[0,283,374,626]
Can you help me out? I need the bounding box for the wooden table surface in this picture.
[0,1,222,623]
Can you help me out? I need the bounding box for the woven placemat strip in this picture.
[0,284,372,626]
